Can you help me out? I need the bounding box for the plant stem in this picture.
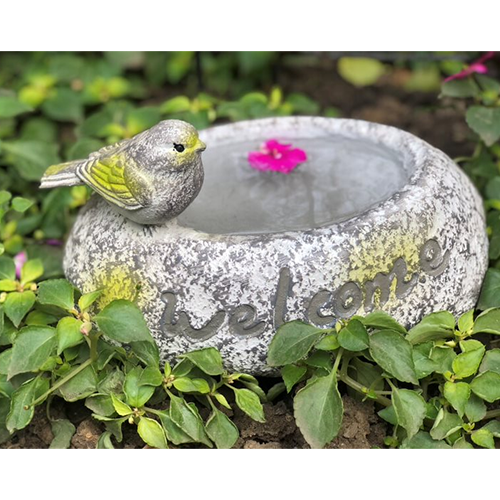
[332,348,344,375]
[338,372,392,407]
[144,407,163,417]
[482,409,500,421]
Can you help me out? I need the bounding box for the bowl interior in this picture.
[177,120,415,235]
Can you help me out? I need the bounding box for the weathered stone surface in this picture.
[64,117,488,375]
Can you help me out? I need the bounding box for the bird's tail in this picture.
[40,160,85,189]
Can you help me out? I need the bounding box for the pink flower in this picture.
[14,251,27,280]
[443,51,495,82]
[45,239,63,247]
[248,139,307,174]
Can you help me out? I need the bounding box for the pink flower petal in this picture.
[14,251,27,280]
[248,140,308,174]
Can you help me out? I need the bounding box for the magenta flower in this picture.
[45,239,63,247]
[444,52,495,82]
[248,139,307,174]
[14,251,27,280]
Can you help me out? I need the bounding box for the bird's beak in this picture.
[195,139,206,152]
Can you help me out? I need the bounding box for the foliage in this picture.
[267,310,500,449]
[0,254,266,448]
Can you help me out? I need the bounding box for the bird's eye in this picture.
[173,143,185,153]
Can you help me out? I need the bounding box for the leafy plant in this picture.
[0,254,265,449]
[267,310,500,449]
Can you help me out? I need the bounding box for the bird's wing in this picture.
[77,152,150,211]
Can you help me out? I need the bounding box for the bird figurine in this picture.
[40,119,206,225]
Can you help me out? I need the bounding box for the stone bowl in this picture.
[64,117,488,375]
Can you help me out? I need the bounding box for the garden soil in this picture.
[1,61,473,449]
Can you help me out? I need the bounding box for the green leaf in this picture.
[358,310,407,334]
[85,394,115,417]
[1,140,60,181]
[293,371,343,449]
[6,376,49,432]
[314,333,339,351]
[452,342,485,379]
[138,417,168,449]
[406,311,455,344]
[465,106,500,147]
[473,308,500,335]
[41,88,83,123]
[4,291,36,328]
[369,330,418,384]
[37,279,75,311]
[477,269,500,309]
[95,299,154,344]
[56,317,84,354]
[25,310,58,326]
[338,319,369,352]
[0,95,32,118]
[123,366,161,408]
[130,340,159,367]
[168,392,212,446]
[392,388,426,440]
[20,259,43,285]
[205,407,239,449]
[110,394,133,416]
[58,365,98,402]
[234,388,265,423]
[173,377,210,394]
[11,197,33,213]
[281,364,307,393]
[158,411,194,445]
[337,57,385,87]
[0,257,15,281]
[465,393,487,423]
[479,349,500,374]
[160,95,191,114]
[7,325,56,379]
[412,342,438,379]
[482,420,500,437]
[213,392,231,410]
[97,431,115,449]
[267,321,326,366]
[441,78,480,98]
[401,431,451,449]
[78,289,103,311]
[471,428,495,449]
[458,309,474,333]
[430,408,463,441]
[452,437,474,449]
[49,419,76,449]
[180,347,224,376]
[443,382,470,418]
[429,346,457,374]
[470,371,500,402]
[303,350,333,371]
[0,280,16,292]
[0,190,12,205]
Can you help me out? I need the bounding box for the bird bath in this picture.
[64,117,488,375]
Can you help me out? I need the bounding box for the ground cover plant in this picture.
[1,51,499,448]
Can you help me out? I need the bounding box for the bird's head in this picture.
[141,119,206,170]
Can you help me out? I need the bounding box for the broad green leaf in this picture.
[337,57,385,87]
[0,280,17,292]
[465,106,500,147]
[303,350,332,371]
[110,394,133,416]
[172,358,193,378]
[406,311,455,344]
[281,364,307,393]
[430,408,463,441]
[11,197,33,213]
[123,366,162,408]
[0,350,12,375]
[158,411,194,445]
[97,431,115,449]
[234,388,265,423]
[25,310,58,326]
[20,259,43,285]
[180,347,223,375]
[443,381,470,418]
[160,95,191,114]
[473,308,500,335]
[8,325,56,379]
[213,392,231,409]
[78,289,103,311]
[465,393,487,423]
[92,415,127,443]
[267,321,326,366]
[58,365,98,402]
[314,333,339,351]
[358,310,406,334]
[378,405,397,425]
[482,420,500,437]
[452,342,485,379]
[85,394,115,417]
[392,388,426,440]
[429,346,457,374]
[37,279,75,311]
[458,309,474,333]
[56,317,84,354]
[412,342,438,379]
[338,319,369,351]
[173,377,210,394]
[471,428,495,449]
[400,431,451,449]
[369,330,418,384]
[42,88,83,123]
[452,437,474,449]
[470,371,500,402]
[49,419,76,449]
[6,376,50,432]
[0,257,15,280]
[0,95,32,118]
[441,78,480,98]
[95,300,154,344]
[130,340,160,367]
[293,371,343,449]
[168,392,212,446]
[350,357,385,393]
[97,368,125,395]
[0,191,12,205]
[479,349,500,374]
[138,417,168,449]
[4,291,36,327]
[477,269,500,310]
[205,408,239,449]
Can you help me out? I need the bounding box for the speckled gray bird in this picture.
[40,120,206,225]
